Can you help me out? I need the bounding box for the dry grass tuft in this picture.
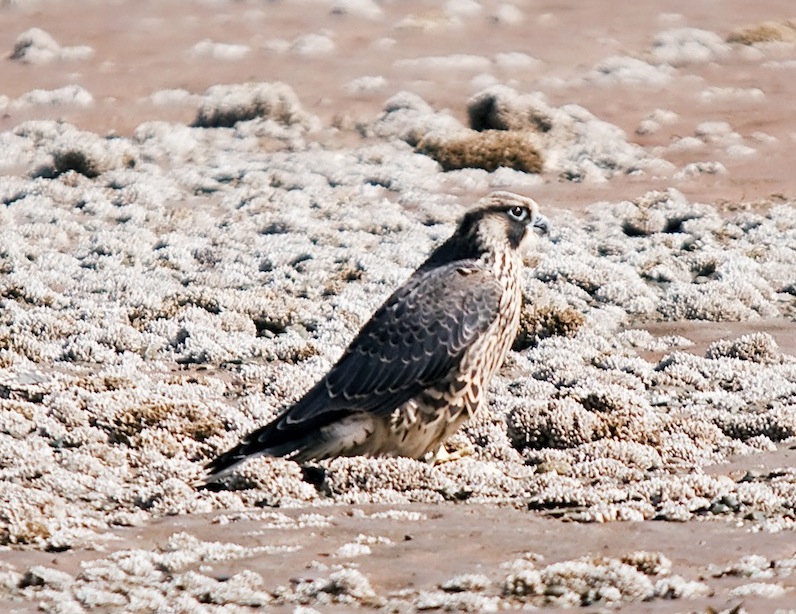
[512,304,586,351]
[107,401,222,444]
[727,20,796,44]
[417,130,543,174]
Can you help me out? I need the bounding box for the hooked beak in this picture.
[532,214,550,236]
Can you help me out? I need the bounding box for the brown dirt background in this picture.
[2,1,796,611]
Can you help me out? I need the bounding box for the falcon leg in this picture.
[427,443,475,465]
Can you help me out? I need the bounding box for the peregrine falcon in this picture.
[206,191,549,477]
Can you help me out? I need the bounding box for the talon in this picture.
[427,444,475,465]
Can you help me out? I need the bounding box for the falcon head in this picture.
[421,191,549,269]
[461,191,549,253]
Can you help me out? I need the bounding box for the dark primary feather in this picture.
[205,259,502,474]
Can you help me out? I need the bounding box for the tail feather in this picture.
[203,422,290,479]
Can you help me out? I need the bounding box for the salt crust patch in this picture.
[0,80,795,609]
[699,86,766,104]
[0,545,723,610]
[650,27,730,66]
[491,4,524,26]
[334,534,392,557]
[212,510,332,528]
[583,28,730,88]
[654,120,760,160]
[729,582,788,598]
[9,27,94,64]
[330,0,383,20]
[10,85,94,110]
[4,533,295,609]
[344,75,388,94]
[188,39,250,61]
[588,55,675,86]
[352,508,428,521]
[290,33,336,56]
[394,54,492,72]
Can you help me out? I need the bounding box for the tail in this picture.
[203,406,354,481]
[204,418,284,480]
[202,381,330,480]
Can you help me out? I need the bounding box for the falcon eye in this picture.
[507,206,527,222]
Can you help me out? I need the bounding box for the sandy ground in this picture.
[1,0,796,612]
[4,488,796,613]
